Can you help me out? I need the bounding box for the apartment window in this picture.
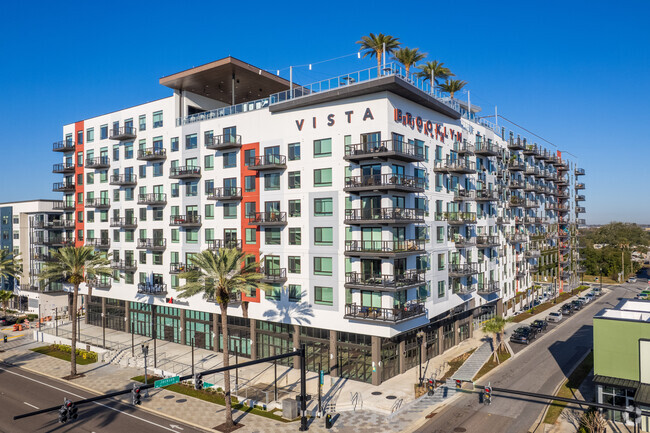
[289,285,301,302]
[153,208,163,221]
[113,189,120,202]
[99,170,108,183]
[87,211,94,223]
[77,210,83,222]
[77,151,83,167]
[438,253,445,271]
[86,128,94,142]
[205,204,214,219]
[244,175,256,192]
[224,203,237,219]
[314,257,333,276]
[314,168,332,187]
[288,142,300,160]
[139,115,146,131]
[245,228,256,244]
[185,133,197,150]
[100,125,108,140]
[265,228,281,245]
[125,188,134,201]
[77,130,83,144]
[171,229,179,243]
[437,226,444,243]
[153,162,163,177]
[289,228,301,245]
[100,210,108,222]
[204,155,214,170]
[77,173,83,185]
[264,173,280,190]
[152,111,163,128]
[437,280,445,298]
[139,208,147,222]
[288,171,301,189]
[314,227,333,246]
[186,181,198,197]
[313,138,332,157]
[288,256,301,273]
[186,229,198,243]
[204,228,214,241]
[244,149,255,166]
[113,145,119,161]
[171,137,179,152]
[223,152,237,168]
[171,183,179,198]
[113,230,120,242]
[314,198,333,216]
[86,172,94,185]
[289,199,301,217]
[314,286,333,306]
[244,202,256,218]
[139,165,146,179]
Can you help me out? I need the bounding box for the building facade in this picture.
[51,57,586,384]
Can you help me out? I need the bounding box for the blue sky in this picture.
[0,0,648,224]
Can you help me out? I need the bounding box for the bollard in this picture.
[3,335,7,343]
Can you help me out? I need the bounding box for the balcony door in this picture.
[361,164,381,177]
[394,258,406,277]
[264,146,280,164]
[186,205,198,219]
[265,256,280,274]
[361,259,382,279]
[265,201,280,214]
[224,229,237,247]
[361,290,381,308]
[361,227,381,251]
[360,132,381,151]
[361,196,380,219]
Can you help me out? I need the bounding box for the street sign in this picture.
[204,382,214,389]
[154,376,180,388]
[319,370,324,386]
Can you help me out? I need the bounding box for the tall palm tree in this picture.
[417,61,454,90]
[356,33,400,74]
[37,246,112,377]
[0,290,13,318]
[0,249,21,287]
[177,248,270,429]
[393,47,427,75]
[439,79,468,99]
[482,316,511,364]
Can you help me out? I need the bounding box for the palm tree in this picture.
[357,33,401,74]
[482,316,511,364]
[439,79,468,99]
[417,61,454,91]
[393,47,427,75]
[177,248,270,429]
[37,246,112,377]
[0,290,13,319]
[0,249,21,286]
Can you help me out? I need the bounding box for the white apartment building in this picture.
[51,57,586,384]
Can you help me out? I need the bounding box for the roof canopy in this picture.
[159,57,291,105]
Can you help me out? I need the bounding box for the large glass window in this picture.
[265,228,281,245]
[288,256,301,273]
[314,257,333,276]
[152,111,163,128]
[264,173,280,190]
[289,199,301,217]
[314,286,333,306]
[185,133,197,149]
[288,171,301,189]
[314,198,333,216]
[314,168,332,187]
[314,138,332,158]
[288,142,300,160]
[289,228,301,245]
[314,227,333,246]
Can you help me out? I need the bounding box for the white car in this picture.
[578,296,589,304]
[547,311,563,322]
[593,288,602,296]
[585,293,595,301]
[628,277,637,283]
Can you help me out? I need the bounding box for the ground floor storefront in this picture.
[594,375,650,431]
[86,295,502,386]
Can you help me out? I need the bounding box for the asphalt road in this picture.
[416,281,642,433]
[0,363,206,433]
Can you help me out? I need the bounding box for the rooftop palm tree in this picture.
[0,290,13,319]
[482,316,511,364]
[393,47,427,75]
[439,79,467,99]
[357,33,401,75]
[417,60,454,90]
[37,246,112,377]
[177,248,270,429]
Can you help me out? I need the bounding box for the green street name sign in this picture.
[154,376,180,388]
[204,382,214,389]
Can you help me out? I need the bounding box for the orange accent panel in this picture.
[240,142,260,303]
[74,121,84,247]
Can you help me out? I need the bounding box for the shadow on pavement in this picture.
[546,324,592,378]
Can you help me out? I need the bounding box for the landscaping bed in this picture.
[473,350,511,381]
[543,351,594,425]
[512,287,588,323]
[440,348,477,382]
[30,344,97,365]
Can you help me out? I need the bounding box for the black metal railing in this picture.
[207,239,243,250]
[205,134,242,149]
[434,158,476,173]
[344,174,426,190]
[248,212,287,224]
[111,260,137,271]
[170,166,201,177]
[345,271,425,289]
[110,217,137,228]
[137,238,166,249]
[476,236,499,247]
[85,198,110,208]
[109,126,137,139]
[137,147,166,159]
[138,193,167,205]
[52,140,76,152]
[110,174,137,185]
[52,162,75,173]
[246,155,287,168]
[344,302,425,322]
[86,237,110,248]
[86,156,111,168]
[344,139,425,160]
[477,281,500,295]
[474,141,500,155]
[52,181,75,192]
[448,263,478,276]
[169,214,202,226]
[208,187,242,200]
[137,283,167,295]
[259,267,287,282]
[170,263,198,274]
[344,239,425,254]
[437,212,477,224]
[344,208,424,223]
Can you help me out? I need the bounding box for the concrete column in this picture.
[124,300,130,333]
[292,324,300,369]
[180,309,186,346]
[453,318,459,347]
[399,340,406,374]
[420,332,427,365]
[496,299,504,317]
[371,336,381,386]
[329,330,338,377]
[438,325,444,354]
[101,297,106,327]
[212,313,219,352]
[249,319,257,360]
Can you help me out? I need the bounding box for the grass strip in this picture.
[473,350,511,381]
[131,375,292,423]
[543,351,594,425]
[30,346,97,365]
[512,288,587,323]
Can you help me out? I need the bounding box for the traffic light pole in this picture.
[299,343,308,431]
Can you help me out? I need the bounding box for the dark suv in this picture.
[531,320,548,332]
[571,300,583,310]
[510,326,537,344]
[561,304,573,315]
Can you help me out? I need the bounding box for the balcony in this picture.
[476,235,499,247]
[170,263,198,274]
[523,199,538,209]
[259,267,287,284]
[52,181,75,192]
[344,302,425,323]
[207,187,242,201]
[516,270,527,279]
[53,140,76,152]
[545,203,559,211]
[344,173,425,194]
[109,126,137,141]
[453,189,475,201]
[507,160,526,171]
[344,208,425,225]
[344,140,425,163]
[170,214,202,227]
[137,283,167,296]
[575,168,585,176]
[524,166,541,177]
[170,166,201,179]
[344,270,425,291]
[137,147,167,161]
[207,239,243,251]
[576,194,585,202]
[508,179,525,189]
[497,216,511,225]
[110,217,137,228]
[111,260,137,272]
[509,197,525,207]
[556,176,569,186]
[437,212,477,225]
[474,142,500,156]
[247,155,287,171]
[433,158,476,174]
[448,263,478,277]
[524,216,543,225]
[575,183,585,190]
[344,239,425,258]
[451,235,476,248]
[85,198,111,209]
[86,237,110,249]
[508,233,527,243]
[33,219,75,230]
[577,218,586,225]
[523,144,541,156]
[248,212,287,226]
[52,162,76,174]
[110,174,137,186]
[576,206,586,214]
[53,201,76,211]
[33,253,56,262]
[453,141,475,155]
[525,250,541,258]
[138,193,167,205]
[508,138,525,151]
[34,236,73,247]
[86,156,111,169]
[86,279,112,290]
[523,182,537,192]
[137,238,167,250]
[477,281,500,295]
[205,134,242,150]
[475,190,499,201]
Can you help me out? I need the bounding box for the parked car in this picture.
[578,296,589,304]
[561,304,573,315]
[593,288,602,296]
[628,277,637,283]
[531,320,548,332]
[547,311,563,322]
[571,300,583,310]
[510,327,536,344]
[635,294,647,300]
[585,293,595,302]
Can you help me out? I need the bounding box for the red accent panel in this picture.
[74,121,84,247]
[240,142,260,303]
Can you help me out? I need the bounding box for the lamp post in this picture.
[416,330,425,386]
[141,343,150,397]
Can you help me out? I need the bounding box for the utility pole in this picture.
[621,250,624,282]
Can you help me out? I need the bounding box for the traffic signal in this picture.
[194,373,203,390]
[132,383,142,405]
[629,406,642,425]
[484,386,492,405]
[67,400,78,421]
[58,405,68,423]
[455,379,462,389]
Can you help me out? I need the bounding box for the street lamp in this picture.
[141,343,150,397]
[416,330,425,386]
